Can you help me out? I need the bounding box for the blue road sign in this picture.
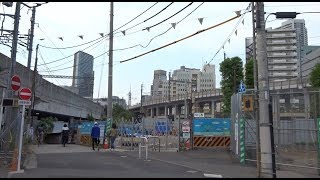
[238,80,246,93]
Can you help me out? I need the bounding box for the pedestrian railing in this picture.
[138,137,148,160]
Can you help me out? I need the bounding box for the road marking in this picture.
[120,156,127,158]
[203,173,222,178]
[186,170,198,173]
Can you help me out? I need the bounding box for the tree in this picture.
[87,113,95,121]
[219,56,244,117]
[37,116,55,136]
[112,104,133,123]
[245,58,254,89]
[310,63,320,88]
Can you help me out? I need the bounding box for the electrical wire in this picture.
[47,36,107,70]
[36,3,159,50]
[117,2,174,34]
[142,2,193,31]
[102,2,204,51]
[37,25,66,57]
[38,36,106,50]
[97,43,107,99]
[37,36,108,67]
[207,3,251,64]
[38,49,63,86]
[120,13,242,64]
[113,2,159,33]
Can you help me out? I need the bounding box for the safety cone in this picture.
[185,139,190,150]
[103,140,109,149]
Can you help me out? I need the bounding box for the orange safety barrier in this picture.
[193,136,230,147]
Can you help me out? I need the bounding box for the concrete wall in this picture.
[0,53,103,119]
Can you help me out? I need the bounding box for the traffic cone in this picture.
[103,139,108,149]
[185,139,190,150]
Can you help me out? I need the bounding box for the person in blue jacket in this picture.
[91,122,100,151]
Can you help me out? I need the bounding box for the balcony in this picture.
[266,35,296,39]
[268,60,297,64]
[268,53,297,58]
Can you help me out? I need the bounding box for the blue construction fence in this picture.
[118,119,171,137]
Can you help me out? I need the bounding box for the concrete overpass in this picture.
[128,77,311,119]
[0,53,103,122]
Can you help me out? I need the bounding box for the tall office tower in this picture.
[72,51,94,98]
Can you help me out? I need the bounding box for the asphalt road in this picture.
[10,151,209,178]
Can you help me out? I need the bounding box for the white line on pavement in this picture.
[203,173,223,178]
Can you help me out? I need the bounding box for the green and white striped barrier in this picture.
[239,118,245,164]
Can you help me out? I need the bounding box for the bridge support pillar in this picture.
[156,106,160,117]
[211,100,217,118]
[165,106,168,116]
[150,108,154,118]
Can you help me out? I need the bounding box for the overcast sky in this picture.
[1,2,320,105]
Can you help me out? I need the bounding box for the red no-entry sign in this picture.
[19,88,32,100]
[11,75,21,91]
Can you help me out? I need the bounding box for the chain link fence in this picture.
[233,88,320,176]
[114,117,180,151]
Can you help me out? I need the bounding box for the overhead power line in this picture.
[96,2,204,52]
[37,2,158,50]
[142,2,193,31]
[118,2,174,33]
[37,36,108,67]
[120,13,242,64]
[113,2,159,33]
[207,3,251,64]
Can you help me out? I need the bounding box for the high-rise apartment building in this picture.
[245,19,308,82]
[72,51,94,98]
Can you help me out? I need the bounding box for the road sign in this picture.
[182,126,190,133]
[183,132,190,138]
[238,80,246,93]
[242,95,253,112]
[2,98,19,107]
[18,100,31,106]
[182,120,190,126]
[11,75,21,91]
[19,88,32,100]
[194,113,204,118]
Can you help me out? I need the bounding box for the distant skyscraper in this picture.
[72,51,94,98]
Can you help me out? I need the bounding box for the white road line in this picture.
[203,173,223,178]
[186,170,198,173]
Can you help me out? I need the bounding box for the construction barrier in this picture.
[193,136,230,148]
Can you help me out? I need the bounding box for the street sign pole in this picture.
[17,104,25,172]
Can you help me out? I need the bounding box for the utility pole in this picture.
[252,2,261,177]
[168,72,171,103]
[233,67,236,93]
[27,44,39,128]
[140,83,145,136]
[184,80,188,118]
[107,2,114,119]
[27,7,36,69]
[255,2,274,178]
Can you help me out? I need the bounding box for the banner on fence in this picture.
[193,118,231,136]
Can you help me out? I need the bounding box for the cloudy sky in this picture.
[1,2,320,105]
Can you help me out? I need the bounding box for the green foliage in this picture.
[112,104,133,123]
[38,116,55,135]
[310,63,320,88]
[245,58,254,89]
[219,56,244,117]
[87,113,95,121]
